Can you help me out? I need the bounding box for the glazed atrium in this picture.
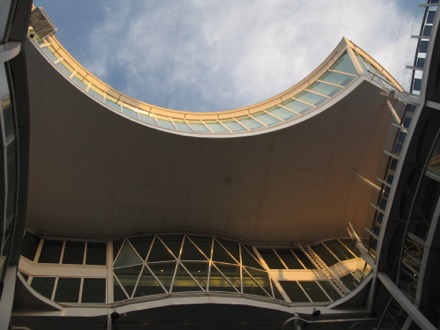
[1,1,440,329]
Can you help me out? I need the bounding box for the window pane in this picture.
[321,71,354,86]
[82,278,106,303]
[31,277,55,299]
[38,240,63,263]
[276,249,304,269]
[299,281,330,302]
[279,281,310,302]
[258,249,285,269]
[21,232,40,261]
[62,241,84,264]
[86,242,106,265]
[312,243,339,266]
[55,278,81,303]
[324,240,355,261]
[332,52,357,75]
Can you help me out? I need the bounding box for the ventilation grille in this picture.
[30,7,57,39]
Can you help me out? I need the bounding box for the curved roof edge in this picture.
[28,11,403,137]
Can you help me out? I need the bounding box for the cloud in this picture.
[39,0,415,112]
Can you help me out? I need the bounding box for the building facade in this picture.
[1,1,439,329]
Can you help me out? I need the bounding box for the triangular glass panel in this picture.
[214,263,241,292]
[208,264,238,293]
[245,267,272,297]
[172,262,203,293]
[213,239,238,264]
[332,52,357,75]
[147,237,176,262]
[219,239,240,263]
[158,235,183,259]
[113,239,123,261]
[148,262,176,292]
[114,241,142,268]
[188,236,212,259]
[181,261,209,289]
[113,275,129,301]
[242,268,270,297]
[241,245,264,270]
[134,265,166,297]
[129,236,153,261]
[181,237,208,261]
[114,265,143,298]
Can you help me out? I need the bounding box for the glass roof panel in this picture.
[156,116,175,130]
[236,116,264,129]
[321,71,354,87]
[332,52,357,75]
[269,106,297,120]
[253,111,281,126]
[309,81,342,97]
[114,241,142,268]
[222,120,247,132]
[148,262,177,292]
[209,264,237,292]
[173,119,193,132]
[296,91,327,106]
[139,113,157,125]
[134,265,166,297]
[204,121,229,133]
[188,121,210,133]
[282,99,312,114]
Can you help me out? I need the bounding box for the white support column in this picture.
[386,99,402,124]
[0,265,17,329]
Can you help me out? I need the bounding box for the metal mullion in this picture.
[328,69,357,77]
[337,239,358,259]
[239,244,243,294]
[315,280,333,302]
[206,238,214,292]
[273,249,289,269]
[78,277,84,303]
[242,266,272,297]
[130,264,145,298]
[377,177,392,188]
[168,261,180,293]
[113,273,130,299]
[126,239,144,262]
[69,71,77,79]
[34,238,44,263]
[38,42,51,48]
[51,277,58,301]
[144,236,157,263]
[178,261,206,291]
[370,203,385,214]
[290,249,307,269]
[316,79,344,89]
[168,117,178,130]
[53,57,63,64]
[296,281,313,302]
[199,120,214,133]
[83,241,88,265]
[248,114,268,127]
[304,88,331,99]
[278,104,300,116]
[232,118,250,131]
[143,263,169,293]
[183,119,196,133]
[209,262,240,293]
[291,97,316,108]
[322,241,344,263]
[158,235,182,260]
[187,236,211,260]
[59,241,66,265]
[215,238,240,264]
[262,109,284,122]
[216,120,233,133]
